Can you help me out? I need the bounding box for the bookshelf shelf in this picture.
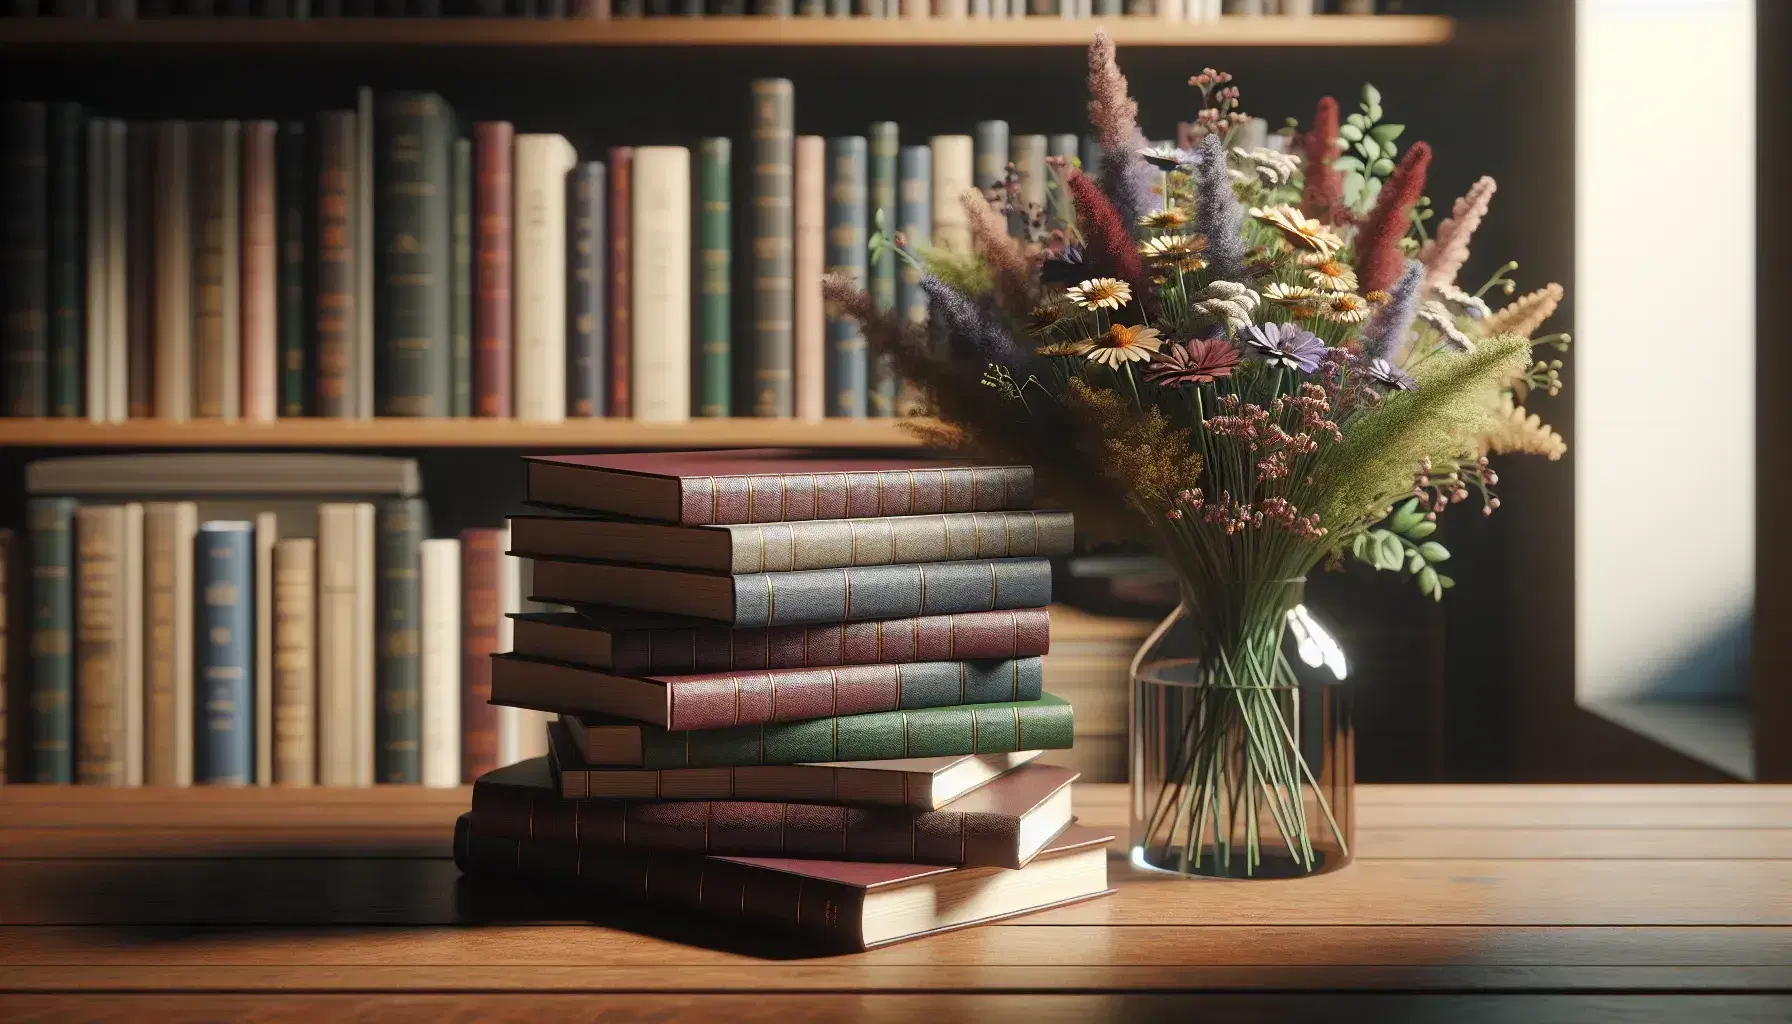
[0,14,1454,49]
[0,417,927,449]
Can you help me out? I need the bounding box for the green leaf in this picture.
[1363,83,1382,107]
[1367,104,1383,123]
[1417,565,1438,595]
[1346,112,1368,130]
[1362,177,1383,204]
[1357,138,1380,161]
[1371,157,1396,177]
[1376,532,1405,571]
[1438,574,1455,589]
[1390,498,1423,533]
[1407,550,1425,574]
[1407,520,1437,539]
[1331,156,1365,172]
[1338,123,1364,143]
[1370,123,1404,143]
[1342,170,1366,201]
[1419,541,1450,563]
[1351,533,1368,560]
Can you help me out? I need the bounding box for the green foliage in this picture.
[1333,82,1403,215]
[1350,496,1455,600]
[920,244,993,297]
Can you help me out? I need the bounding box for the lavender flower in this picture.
[1040,246,1088,286]
[1193,134,1245,281]
[1359,259,1424,361]
[921,275,1023,368]
[1365,357,1418,392]
[1244,322,1325,373]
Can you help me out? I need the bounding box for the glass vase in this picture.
[1128,578,1354,879]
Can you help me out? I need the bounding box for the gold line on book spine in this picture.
[958,662,966,704]
[703,800,712,854]
[765,573,776,627]
[842,566,852,620]
[916,564,927,615]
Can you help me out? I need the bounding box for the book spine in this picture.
[695,137,730,418]
[75,506,127,784]
[791,136,824,424]
[314,503,357,786]
[272,537,315,785]
[928,135,972,254]
[866,122,897,417]
[565,161,605,417]
[455,816,866,949]
[352,503,377,785]
[376,93,452,417]
[513,134,574,423]
[419,537,460,788]
[630,146,690,423]
[641,696,1073,769]
[191,120,241,421]
[277,122,308,417]
[253,511,276,783]
[748,79,794,418]
[375,498,424,784]
[824,136,867,419]
[458,527,500,782]
[153,120,191,421]
[472,121,513,418]
[673,464,1036,526]
[450,136,472,418]
[1010,133,1046,240]
[720,509,1075,574]
[972,120,1008,205]
[194,522,254,786]
[125,124,156,420]
[84,119,106,422]
[1046,133,1077,234]
[355,88,373,421]
[99,121,128,422]
[143,502,196,787]
[728,558,1053,628]
[604,145,631,417]
[607,607,1053,676]
[44,104,78,419]
[895,145,930,333]
[313,112,355,418]
[241,121,278,423]
[27,498,75,783]
[658,658,1044,731]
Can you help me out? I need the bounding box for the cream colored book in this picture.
[351,502,376,787]
[74,504,143,786]
[240,121,279,424]
[272,538,316,786]
[419,538,461,789]
[143,502,196,786]
[629,146,691,423]
[85,119,109,424]
[929,135,973,254]
[316,503,374,787]
[512,134,578,423]
[355,87,374,421]
[496,529,550,766]
[104,120,127,423]
[153,120,192,422]
[792,135,825,423]
[253,511,277,784]
[121,502,143,785]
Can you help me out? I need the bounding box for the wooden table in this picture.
[2,784,1789,1023]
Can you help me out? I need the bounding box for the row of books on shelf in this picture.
[3,0,1380,20]
[0,86,1288,427]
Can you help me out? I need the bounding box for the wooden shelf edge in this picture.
[0,417,930,449]
[0,14,1454,48]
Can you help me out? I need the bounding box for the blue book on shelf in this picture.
[195,522,254,785]
[825,136,868,419]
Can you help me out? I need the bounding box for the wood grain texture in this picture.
[0,418,925,449]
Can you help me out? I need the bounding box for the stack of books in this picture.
[452,448,1114,949]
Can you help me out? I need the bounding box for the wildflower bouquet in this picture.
[825,33,1568,878]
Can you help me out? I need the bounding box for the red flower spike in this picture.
[1300,96,1344,226]
[1353,141,1431,295]
[1068,170,1144,288]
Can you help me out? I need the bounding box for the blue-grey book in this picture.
[195,522,254,785]
[825,136,868,419]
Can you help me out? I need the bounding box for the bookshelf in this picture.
[0,418,926,449]
[0,15,1455,49]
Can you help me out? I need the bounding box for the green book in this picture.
[867,121,898,418]
[573,694,1074,770]
[748,79,794,417]
[374,92,452,417]
[450,136,472,419]
[277,122,309,417]
[47,103,82,419]
[28,498,75,783]
[375,498,425,784]
[696,137,731,418]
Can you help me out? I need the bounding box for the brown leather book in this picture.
[523,449,1034,525]
[459,527,502,782]
[313,111,356,418]
[472,121,513,418]
[470,756,1076,869]
[271,538,316,786]
[491,653,1043,731]
[455,811,1112,951]
[605,145,632,418]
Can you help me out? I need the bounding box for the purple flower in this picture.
[1244,322,1325,373]
[1041,246,1087,286]
[1364,357,1418,392]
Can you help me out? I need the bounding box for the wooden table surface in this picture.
[1,783,1789,1023]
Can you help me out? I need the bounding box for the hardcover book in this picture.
[522,449,1034,526]
[47,104,79,419]
[867,121,898,416]
[513,133,577,423]
[241,120,279,423]
[630,146,691,423]
[313,110,356,418]
[792,134,824,422]
[195,521,254,785]
[972,120,1008,204]
[565,160,606,417]
[27,498,75,783]
[559,692,1073,769]
[545,717,1041,807]
[451,137,473,418]
[74,503,143,786]
[154,119,192,421]
[507,509,1074,574]
[605,145,631,418]
[471,756,1076,869]
[374,92,453,418]
[824,135,868,418]
[459,527,502,782]
[696,137,731,417]
[510,606,1052,676]
[125,125,155,420]
[455,813,1113,951]
[375,498,425,784]
[491,653,1045,730]
[420,537,461,788]
[896,144,931,331]
[525,556,1053,628]
[277,122,309,417]
[272,537,316,785]
[143,502,197,787]
[472,121,514,418]
[191,120,242,421]
[748,79,795,418]
[928,134,972,254]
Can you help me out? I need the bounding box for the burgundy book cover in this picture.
[459,527,502,782]
[473,121,514,418]
[518,606,1052,676]
[524,449,1036,526]
[470,756,1075,868]
[605,145,632,418]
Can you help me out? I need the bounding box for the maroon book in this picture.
[469,756,1077,869]
[313,111,355,417]
[456,812,1113,951]
[512,606,1052,676]
[459,527,502,783]
[472,121,513,419]
[605,145,632,419]
[523,449,1035,525]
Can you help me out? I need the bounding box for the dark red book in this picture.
[455,812,1113,951]
[605,145,632,418]
[523,449,1035,526]
[472,121,513,419]
[469,756,1077,869]
[511,606,1052,676]
[459,527,502,783]
[313,111,355,418]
